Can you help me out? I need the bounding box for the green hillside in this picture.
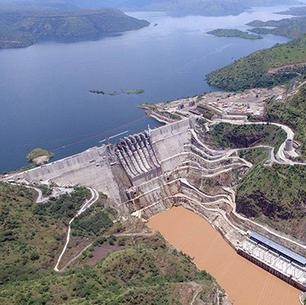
[0,183,90,284]
[207,107,306,242]
[0,8,149,49]
[0,235,221,305]
[207,35,306,91]
[267,83,306,158]
[231,84,306,242]
[207,28,262,40]
[0,182,222,304]
[237,164,306,242]
[208,122,304,241]
[249,17,306,39]
[208,123,286,150]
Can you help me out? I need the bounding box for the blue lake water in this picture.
[0,6,291,172]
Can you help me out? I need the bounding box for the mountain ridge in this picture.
[0,7,149,49]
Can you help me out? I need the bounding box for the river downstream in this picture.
[148,207,300,305]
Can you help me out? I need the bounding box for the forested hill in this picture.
[0,8,149,49]
[0,182,222,305]
[207,35,306,91]
[248,16,306,39]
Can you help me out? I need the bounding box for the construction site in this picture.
[4,106,306,297]
[140,85,286,123]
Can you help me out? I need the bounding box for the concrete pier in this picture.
[238,233,306,292]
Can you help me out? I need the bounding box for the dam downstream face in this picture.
[148,207,300,305]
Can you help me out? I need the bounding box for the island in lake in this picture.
[89,89,145,96]
[207,29,262,40]
[27,148,54,166]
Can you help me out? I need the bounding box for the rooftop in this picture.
[249,231,306,267]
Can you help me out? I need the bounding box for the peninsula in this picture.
[248,17,306,39]
[0,8,149,49]
[207,29,262,40]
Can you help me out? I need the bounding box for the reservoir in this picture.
[148,207,300,305]
[0,6,290,172]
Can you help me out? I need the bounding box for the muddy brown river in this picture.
[148,207,300,305]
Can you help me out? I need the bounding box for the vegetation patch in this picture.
[248,17,306,39]
[34,187,90,222]
[0,182,223,304]
[208,28,262,40]
[208,123,286,150]
[196,105,216,120]
[267,83,306,158]
[36,184,52,197]
[0,8,149,49]
[0,182,65,283]
[89,88,144,96]
[0,233,220,305]
[238,147,269,164]
[237,164,306,241]
[0,184,97,284]
[26,148,54,165]
[71,208,113,237]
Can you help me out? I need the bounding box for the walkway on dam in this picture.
[148,207,300,305]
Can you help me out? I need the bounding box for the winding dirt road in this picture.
[54,187,99,272]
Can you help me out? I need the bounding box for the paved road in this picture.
[212,119,306,166]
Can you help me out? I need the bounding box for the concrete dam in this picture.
[7,118,248,217]
[6,117,306,292]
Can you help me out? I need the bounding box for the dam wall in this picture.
[6,117,244,214]
[5,115,306,292]
[6,146,125,204]
[124,178,181,215]
[151,118,192,170]
[114,131,162,186]
[6,118,194,207]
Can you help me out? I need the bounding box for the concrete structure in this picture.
[5,117,306,292]
[238,232,306,291]
[6,118,247,214]
[285,139,294,152]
